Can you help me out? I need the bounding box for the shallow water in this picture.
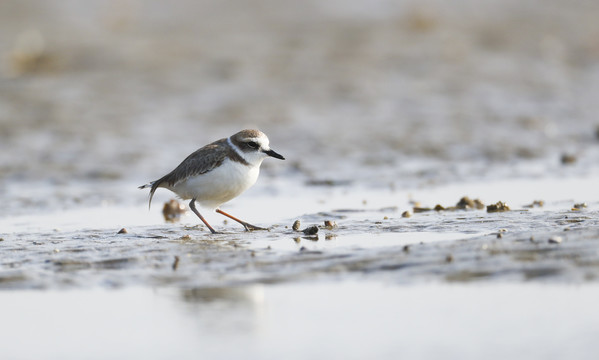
[2,0,599,358]
[3,282,599,360]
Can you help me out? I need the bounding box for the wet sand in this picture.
[2,0,599,359]
[2,176,599,288]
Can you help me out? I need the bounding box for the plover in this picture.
[139,129,285,233]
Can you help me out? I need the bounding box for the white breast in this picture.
[168,158,261,209]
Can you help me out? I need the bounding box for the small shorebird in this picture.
[139,129,285,233]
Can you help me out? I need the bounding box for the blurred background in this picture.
[1,0,599,215]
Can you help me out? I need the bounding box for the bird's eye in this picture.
[247,141,259,149]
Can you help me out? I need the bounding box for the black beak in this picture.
[264,148,285,160]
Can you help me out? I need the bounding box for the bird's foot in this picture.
[242,223,267,231]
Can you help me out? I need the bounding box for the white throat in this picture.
[227,135,269,167]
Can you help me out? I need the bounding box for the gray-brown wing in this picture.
[157,138,228,188]
[144,138,227,209]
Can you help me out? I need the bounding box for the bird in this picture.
[139,129,285,233]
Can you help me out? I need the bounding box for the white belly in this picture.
[167,158,260,209]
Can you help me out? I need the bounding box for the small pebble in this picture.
[401,210,412,218]
[117,228,128,234]
[434,204,445,211]
[561,153,577,165]
[573,203,587,210]
[487,201,510,213]
[548,236,563,244]
[455,196,485,210]
[302,225,319,235]
[456,196,474,209]
[172,256,180,271]
[445,254,454,263]
[324,220,337,229]
[403,245,410,253]
[292,220,301,231]
[473,199,485,210]
[162,199,186,222]
[523,200,545,208]
[497,233,503,239]
[180,234,192,240]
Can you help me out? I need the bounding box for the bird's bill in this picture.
[264,148,285,160]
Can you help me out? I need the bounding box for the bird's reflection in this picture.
[175,285,267,335]
[180,285,265,305]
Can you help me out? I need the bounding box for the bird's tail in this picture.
[138,181,158,210]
